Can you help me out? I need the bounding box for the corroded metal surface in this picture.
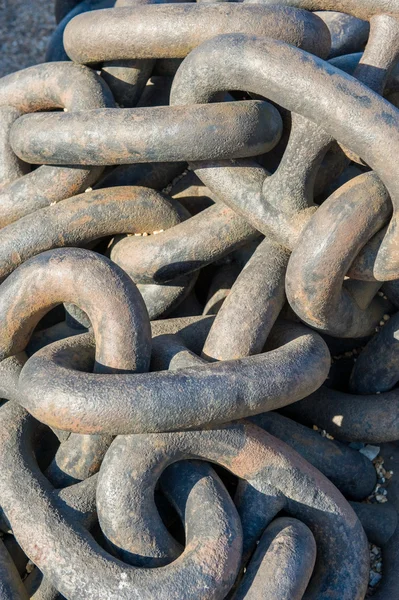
[231,517,316,600]
[10,101,282,165]
[17,320,330,433]
[63,4,331,62]
[2,2,399,597]
[0,408,369,599]
[0,62,114,227]
[0,538,29,600]
[170,33,399,280]
[315,10,369,58]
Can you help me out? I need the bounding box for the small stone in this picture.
[26,560,34,574]
[369,571,382,587]
[375,495,388,503]
[383,314,390,321]
[359,445,380,461]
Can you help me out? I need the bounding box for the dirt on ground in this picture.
[0,0,55,78]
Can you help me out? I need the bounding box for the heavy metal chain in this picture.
[1,1,399,598]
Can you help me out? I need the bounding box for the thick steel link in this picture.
[315,10,369,58]
[286,172,390,337]
[40,319,212,486]
[10,100,282,165]
[0,63,115,228]
[0,247,151,487]
[93,423,368,599]
[0,107,29,188]
[109,201,258,285]
[97,456,242,569]
[0,185,196,319]
[15,318,329,433]
[246,4,399,179]
[50,0,155,108]
[231,517,316,600]
[50,2,331,110]
[350,310,399,393]
[0,538,29,600]
[0,406,369,599]
[249,412,377,500]
[151,331,377,499]
[139,317,331,594]
[170,33,399,280]
[0,247,151,371]
[244,0,399,21]
[0,403,242,600]
[2,249,150,492]
[202,238,290,361]
[0,186,184,283]
[283,386,399,443]
[63,4,331,63]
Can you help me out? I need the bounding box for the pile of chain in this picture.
[2,0,399,598]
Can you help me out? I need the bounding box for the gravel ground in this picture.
[0,0,55,78]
